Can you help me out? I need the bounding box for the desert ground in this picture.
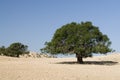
[0,53,120,80]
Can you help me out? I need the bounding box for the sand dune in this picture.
[0,53,120,80]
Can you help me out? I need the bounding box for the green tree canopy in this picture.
[0,42,29,57]
[0,46,6,55]
[7,42,29,57]
[41,22,112,63]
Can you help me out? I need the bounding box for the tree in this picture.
[0,46,6,55]
[7,42,29,57]
[41,22,112,63]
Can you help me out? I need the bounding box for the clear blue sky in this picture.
[0,0,120,52]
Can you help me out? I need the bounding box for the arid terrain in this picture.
[0,53,120,80]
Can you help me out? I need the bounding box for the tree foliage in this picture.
[0,46,6,55]
[0,42,29,57]
[41,22,112,63]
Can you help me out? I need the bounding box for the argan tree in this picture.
[41,22,112,63]
[0,46,6,55]
[7,42,29,57]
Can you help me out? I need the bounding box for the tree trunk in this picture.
[76,53,83,64]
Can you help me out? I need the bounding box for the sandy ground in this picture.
[0,53,120,80]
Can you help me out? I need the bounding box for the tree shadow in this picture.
[56,61,118,66]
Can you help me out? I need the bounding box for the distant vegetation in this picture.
[0,42,29,57]
[41,21,112,63]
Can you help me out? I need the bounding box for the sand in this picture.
[0,53,120,80]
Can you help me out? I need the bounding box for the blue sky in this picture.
[0,0,120,52]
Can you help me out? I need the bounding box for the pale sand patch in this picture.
[0,53,120,80]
